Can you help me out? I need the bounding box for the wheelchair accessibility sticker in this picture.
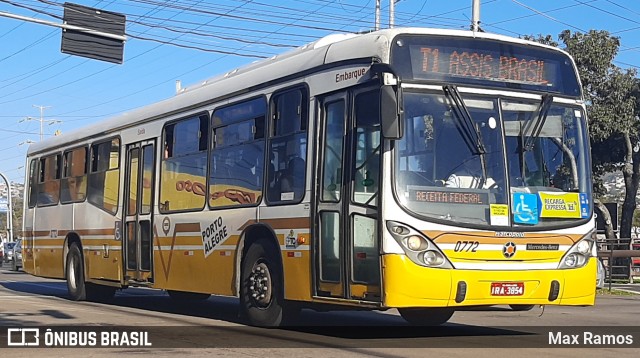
[512,193,539,225]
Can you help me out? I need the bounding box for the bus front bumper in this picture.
[382,254,596,308]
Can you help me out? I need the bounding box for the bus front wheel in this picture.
[398,307,455,326]
[240,239,285,327]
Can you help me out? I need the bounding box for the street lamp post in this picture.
[20,105,61,141]
[0,172,13,242]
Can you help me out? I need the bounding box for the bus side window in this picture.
[37,154,61,206]
[209,98,266,207]
[88,138,120,214]
[267,87,308,204]
[160,115,208,212]
[27,158,39,208]
[61,147,88,204]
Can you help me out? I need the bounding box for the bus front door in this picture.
[315,88,382,302]
[123,140,156,284]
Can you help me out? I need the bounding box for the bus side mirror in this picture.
[381,84,404,139]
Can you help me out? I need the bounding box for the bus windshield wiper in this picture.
[523,94,553,151]
[442,85,485,155]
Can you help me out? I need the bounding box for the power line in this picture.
[509,0,586,33]
[127,19,297,48]
[0,57,69,84]
[126,33,271,57]
[573,0,640,26]
[490,0,596,26]
[0,128,41,135]
[606,0,640,17]
[508,0,640,69]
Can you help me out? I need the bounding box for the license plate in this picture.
[490,282,524,296]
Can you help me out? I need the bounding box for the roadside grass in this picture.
[608,278,640,284]
[596,288,635,296]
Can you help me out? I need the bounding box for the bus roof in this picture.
[27,27,572,156]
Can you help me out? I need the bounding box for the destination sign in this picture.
[410,189,488,205]
[391,35,581,96]
[415,46,551,86]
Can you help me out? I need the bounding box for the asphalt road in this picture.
[0,263,639,357]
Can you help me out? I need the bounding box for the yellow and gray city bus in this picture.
[22,27,596,326]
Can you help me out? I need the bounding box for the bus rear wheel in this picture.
[240,239,286,327]
[66,243,87,301]
[66,243,115,301]
[398,308,454,326]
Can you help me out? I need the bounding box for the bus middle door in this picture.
[123,140,156,284]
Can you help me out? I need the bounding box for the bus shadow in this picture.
[0,278,535,345]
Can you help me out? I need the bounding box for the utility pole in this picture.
[34,105,51,141]
[20,105,61,141]
[375,0,381,31]
[471,0,481,33]
[0,172,13,242]
[389,0,395,28]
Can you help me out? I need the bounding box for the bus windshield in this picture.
[394,90,592,228]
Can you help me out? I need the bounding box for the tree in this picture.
[0,194,23,239]
[522,34,559,47]
[560,30,638,239]
[525,30,638,238]
[11,195,23,237]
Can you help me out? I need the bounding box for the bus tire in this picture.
[167,290,211,301]
[509,304,535,311]
[398,307,454,326]
[66,244,116,301]
[240,239,285,327]
[66,243,87,301]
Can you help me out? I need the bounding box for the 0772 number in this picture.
[454,240,479,252]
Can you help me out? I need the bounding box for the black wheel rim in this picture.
[248,260,273,308]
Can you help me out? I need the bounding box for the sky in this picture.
[0,0,639,186]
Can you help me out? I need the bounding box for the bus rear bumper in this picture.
[382,254,596,308]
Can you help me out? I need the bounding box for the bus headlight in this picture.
[576,240,591,255]
[564,253,577,267]
[387,221,453,269]
[558,235,594,269]
[422,250,445,266]
[405,235,427,251]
